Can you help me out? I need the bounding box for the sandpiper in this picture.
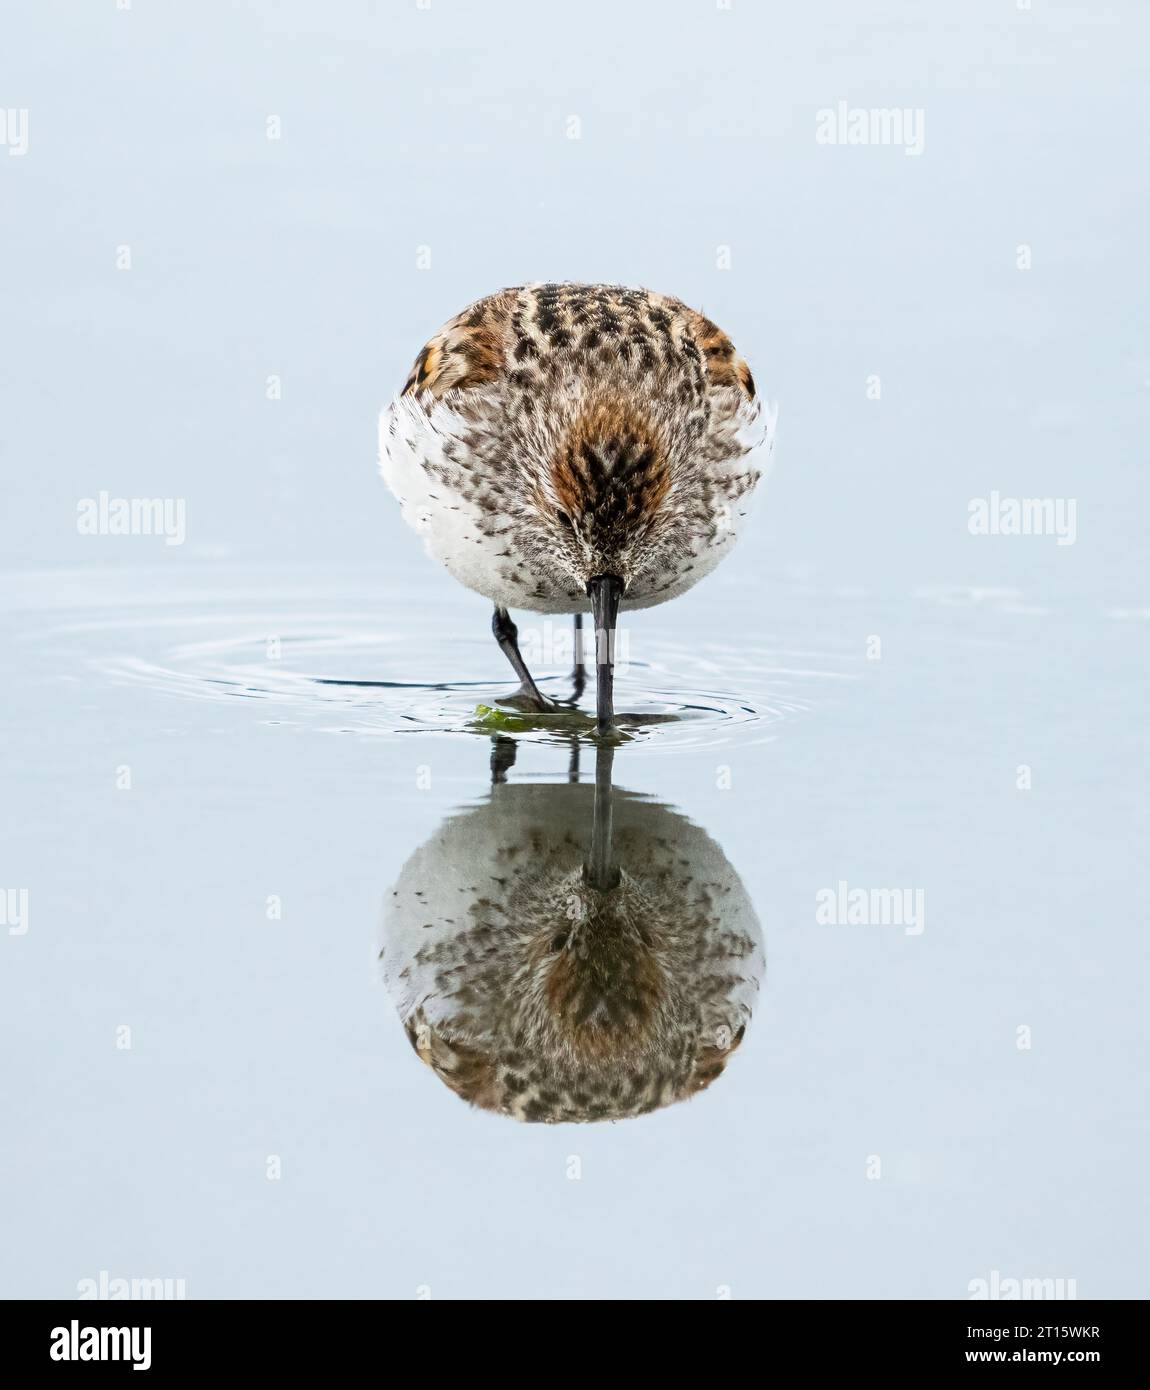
[381,741,763,1123]
[379,283,775,732]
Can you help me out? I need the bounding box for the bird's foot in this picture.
[499,685,562,714]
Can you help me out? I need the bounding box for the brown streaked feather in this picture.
[384,283,769,614]
[407,1011,501,1110]
[680,306,756,401]
[401,284,759,407]
[549,397,670,535]
[401,287,520,397]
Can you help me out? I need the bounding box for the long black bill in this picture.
[587,573,623,736]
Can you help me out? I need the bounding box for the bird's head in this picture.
[538,401,677,592]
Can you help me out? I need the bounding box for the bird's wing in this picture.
[672,302,778,487]
[399,287,520,399]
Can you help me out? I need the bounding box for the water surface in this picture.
[2,563,1144,1298]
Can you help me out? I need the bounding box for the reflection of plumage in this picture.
[381,772,763,1123]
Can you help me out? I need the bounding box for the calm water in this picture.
[3,0,1148,1302]
[2,563,1144,1298]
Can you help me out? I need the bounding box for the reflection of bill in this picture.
[381,744,763,1123]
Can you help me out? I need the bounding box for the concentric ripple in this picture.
[56,579,857,751]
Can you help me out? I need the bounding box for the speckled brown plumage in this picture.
[380,283,774,616]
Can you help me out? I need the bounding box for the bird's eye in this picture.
[549,931,569,953]
[555,509,572,530]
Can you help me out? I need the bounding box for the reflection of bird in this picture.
[379,283,775,731]
[381,744,763,1123]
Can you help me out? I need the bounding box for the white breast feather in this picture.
[378,389,779,612]
[379,394,520,604]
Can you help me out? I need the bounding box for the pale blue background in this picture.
[1,0,1147,1299]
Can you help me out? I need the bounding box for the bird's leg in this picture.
[490,735,517,786]
[570,612,587,703]
[491,605,559,711]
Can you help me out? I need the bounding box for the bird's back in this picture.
[401,282,756,406]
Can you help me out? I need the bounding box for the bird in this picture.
[380,741,764,1123]
[379,283,775,732]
